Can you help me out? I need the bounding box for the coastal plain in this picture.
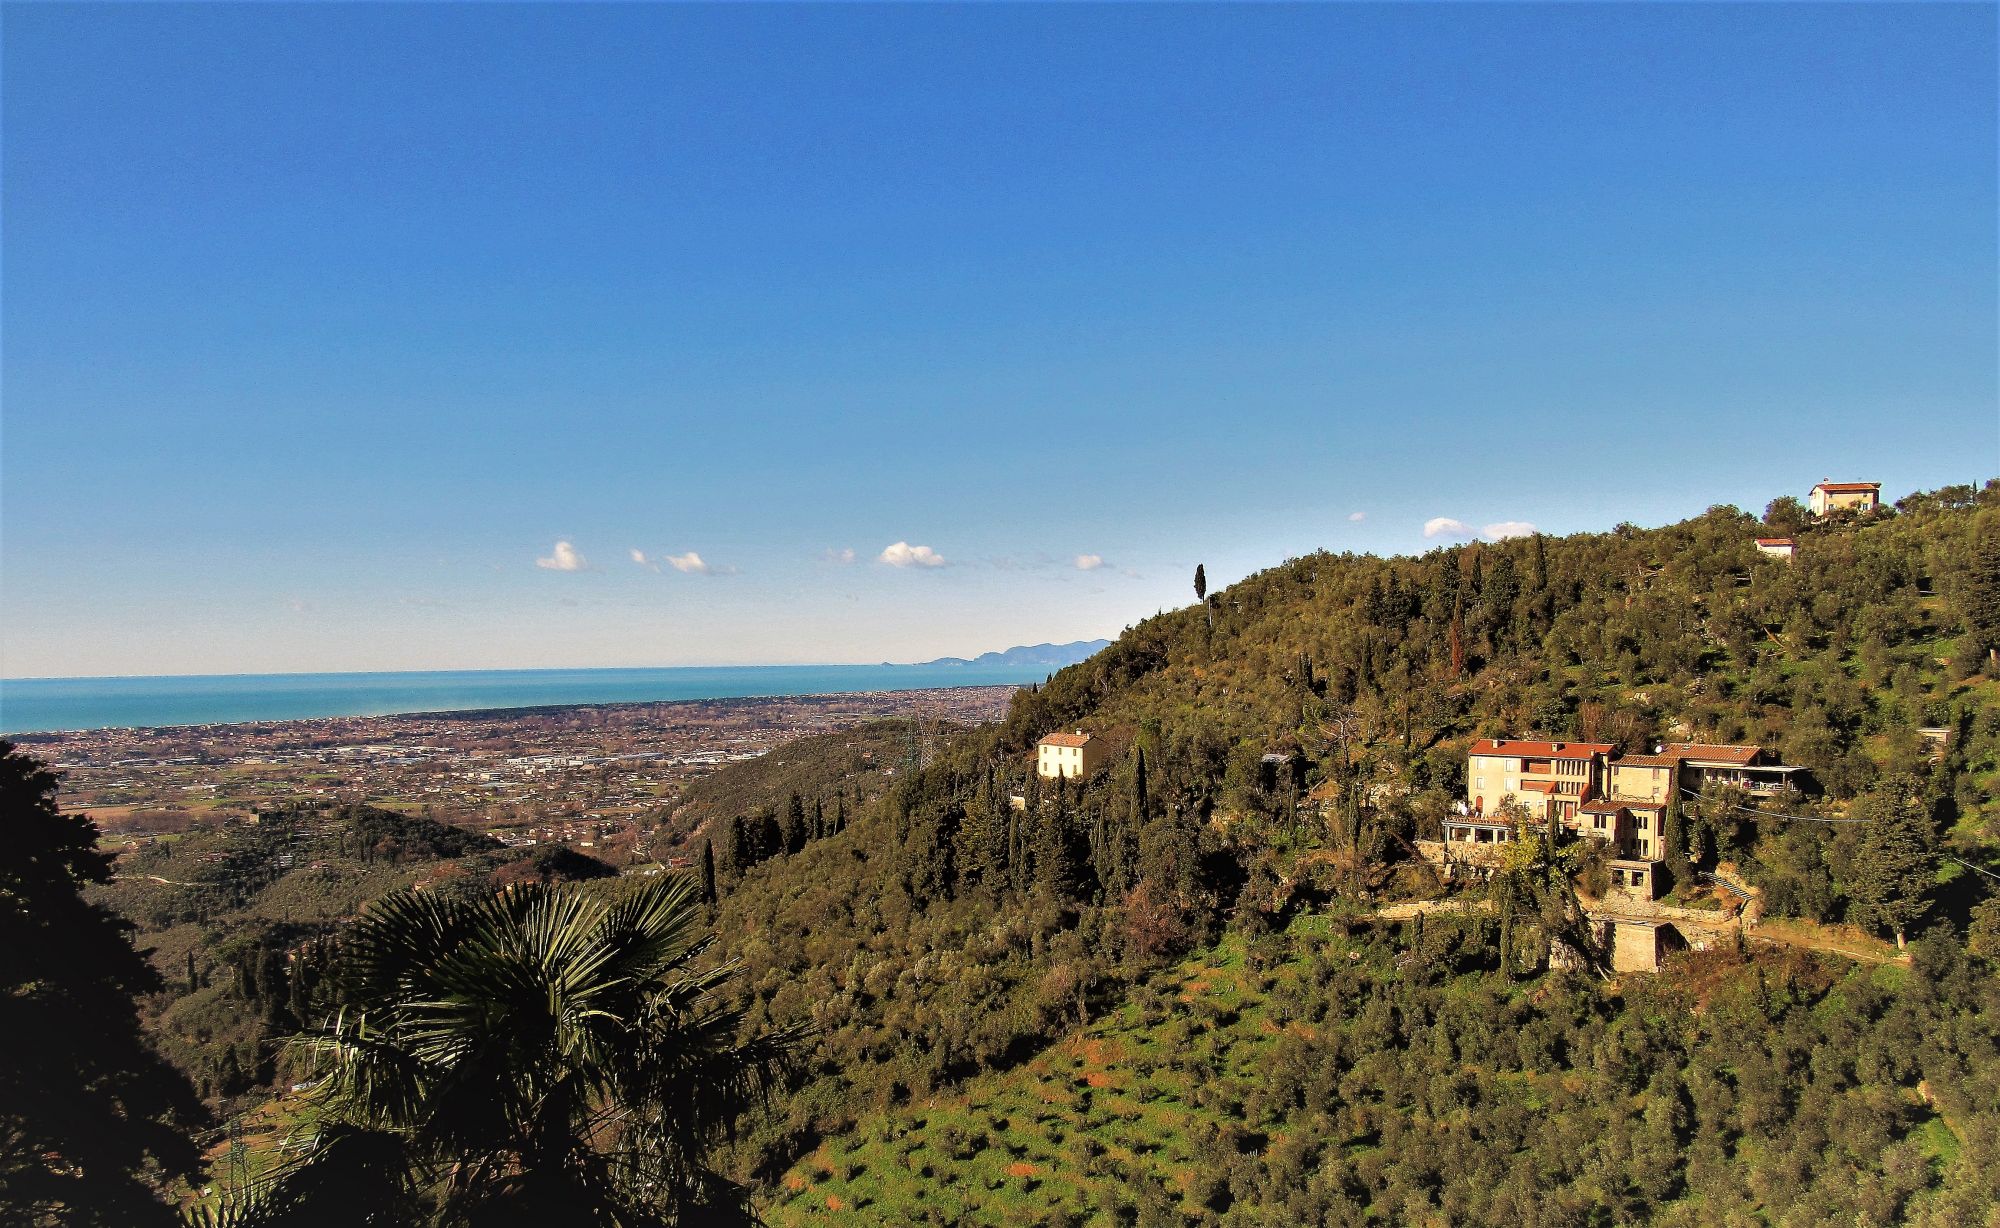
[21,687,1016,863]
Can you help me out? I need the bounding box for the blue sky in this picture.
[3,3,1995,677]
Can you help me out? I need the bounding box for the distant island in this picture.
[903,639,1111,669]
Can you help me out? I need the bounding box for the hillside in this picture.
[67,484,2000,1221]
[692,484,2000,1220]
[766,915,1994,1226]
[86,802,611,1109]
[666,720,913,841]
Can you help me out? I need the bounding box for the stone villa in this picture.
[1412,736,1801,972]
[1441,738,1804,900]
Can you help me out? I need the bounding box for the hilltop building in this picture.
[1754,537,1796,559]
[1036,730,1103,780]
[1463,738,1613,826]
[1809,480,1881,517]
[1442,738,1804,900]
[1429,736,1802,971]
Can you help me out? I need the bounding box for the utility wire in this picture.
[1952,856,2000,884]
[1684,791,1997,886]
[1679,786,1870,824]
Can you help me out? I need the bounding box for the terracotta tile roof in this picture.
[1661,742,1761,766]
[1754,538,1795,547]
[1813,481,1880,493]
[1469,739,1614,759]
[1614,754,1678,768]
[1038,731,1092,748]
[1580,800,1626,814]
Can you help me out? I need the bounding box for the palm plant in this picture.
[198,875,796,1227]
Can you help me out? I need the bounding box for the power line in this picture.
[1952,856,2000,884]
[1679,786,1870,824]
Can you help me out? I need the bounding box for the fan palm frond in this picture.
[259,875,795,1226]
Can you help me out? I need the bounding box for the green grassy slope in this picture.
[763,916,1997,1227]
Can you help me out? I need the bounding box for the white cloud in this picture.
[822,547,857,565]
[1074,554,1107,571]
[1348,511,1367,523]
[537,540,587,571]
[629,548,660,572]
[664,551,713,575]
[879,541,947,568]
[1482,520,1539,541]
[1423,517,1473,539]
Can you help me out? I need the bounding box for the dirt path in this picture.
[1746,918,1905,965]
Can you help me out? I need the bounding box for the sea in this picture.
[0,664,1055,735]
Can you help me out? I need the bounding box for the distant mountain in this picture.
[910,639,1111,669]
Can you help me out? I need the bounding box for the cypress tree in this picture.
[780,794,806,855]
[1851,778,1933,950]
[1034,806,1084,903]
[724,815,749,878]
[1007,810,1025,892]
[1132,746,1149,820]
[700,839,717,906]
[987,790,1012,888]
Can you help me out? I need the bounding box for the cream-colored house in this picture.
[1607,754,1674,806]
[1037,730,1103,780]
[1754,537,1796,560]
[1464,738,1614,824]
[1809,481,1880,517]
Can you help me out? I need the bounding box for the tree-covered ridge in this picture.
[668,719,912,840]
[18,482,1999,1224]
[701,485,2000,1202]
[85,800,600,1115]
[767,916,1996,1227]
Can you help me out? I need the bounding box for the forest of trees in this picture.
[5,483,1998,1223]
[695,484,2000,1215]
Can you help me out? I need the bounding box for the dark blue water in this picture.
[0,664,1051,734]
